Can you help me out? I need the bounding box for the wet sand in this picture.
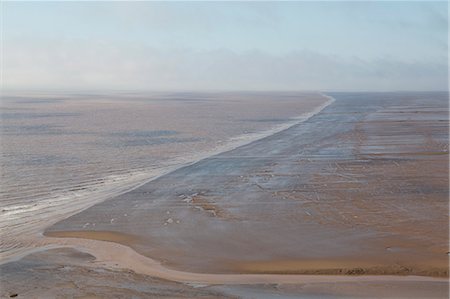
[1,247,233,298]
[2,245,447,298]
[1,91,448,298]
[1,91,330,262]
[45,92,449,276]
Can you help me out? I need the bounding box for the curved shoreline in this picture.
[0,93,335,264]
[35,235,448,285]
[3,92,447,292]
[42,230,448,278]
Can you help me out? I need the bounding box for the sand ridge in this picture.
[36,234,449,285]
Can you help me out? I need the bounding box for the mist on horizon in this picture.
[2,1,448,92]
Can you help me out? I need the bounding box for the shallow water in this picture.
[44,91,448,276]
[0,91,329,259]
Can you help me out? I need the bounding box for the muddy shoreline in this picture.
[1,91,448,298]
[45,92,449,277]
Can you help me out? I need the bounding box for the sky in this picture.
[2,1,448,91]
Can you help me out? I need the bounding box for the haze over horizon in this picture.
[2,1,448,92]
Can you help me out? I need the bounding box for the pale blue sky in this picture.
[2,1,448,91]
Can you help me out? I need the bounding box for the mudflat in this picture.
[2,246,447,298]
[45,92,448,277]
[2,92,448,298]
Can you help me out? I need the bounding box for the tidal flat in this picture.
[1,91,448,298]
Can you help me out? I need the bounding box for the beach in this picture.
[1,91,448,298]
[0,91,329,261]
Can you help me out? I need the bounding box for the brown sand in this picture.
[2,246,447,299]
[1,247,232,299]
[36,234,448,285]
[45,230,140,244]
[44,92,448,279]
[44,229,448,277]
[3,92,448,298]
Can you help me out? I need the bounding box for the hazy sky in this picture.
[2,1,448,91]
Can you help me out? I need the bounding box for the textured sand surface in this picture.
[0,248,234,299]
[1,91,329,262]
[1,235,447,298]
[46,92,449,277]
[1,92,448,298]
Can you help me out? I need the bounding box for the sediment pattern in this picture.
[46,92,449,276]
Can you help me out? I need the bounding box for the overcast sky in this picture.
[2,1,448,91]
